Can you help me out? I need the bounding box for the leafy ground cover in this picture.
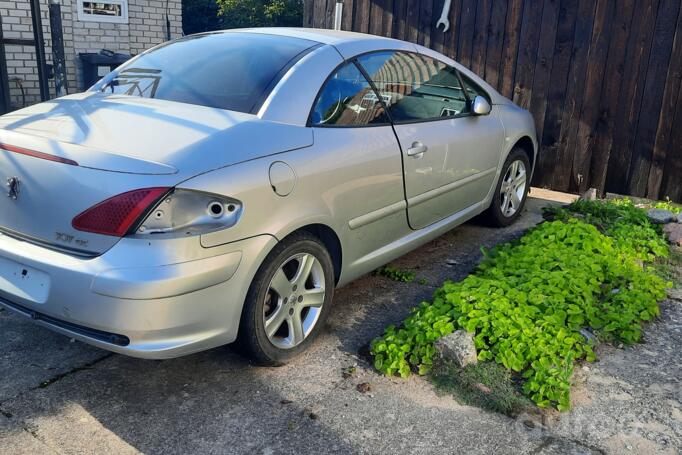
[373,266,416,283]
[371,199,672,411]
[649,197,682,214]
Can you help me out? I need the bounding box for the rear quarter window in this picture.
[92,32,318,114]
[310,61,390,127]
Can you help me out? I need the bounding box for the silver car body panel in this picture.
[0,93,314,176]
[182,124,410,285]
[0,229,278,358]
[0,146,181,254]
[258,42,344,126]
[394,113,505,229]
[0,28,537,358]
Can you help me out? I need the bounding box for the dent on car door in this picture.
[308,60,408,272]
[356,51,504,230]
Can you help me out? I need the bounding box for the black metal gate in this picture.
[0,0,55,114]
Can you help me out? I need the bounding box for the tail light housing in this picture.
[72,188,242,238]
[72,187,170,237]
[134,189,242,236]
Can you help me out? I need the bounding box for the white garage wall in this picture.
[0,0,182,108]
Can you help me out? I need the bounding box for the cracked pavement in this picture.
[0,189,680,454]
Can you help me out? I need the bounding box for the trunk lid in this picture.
[0,148,181,255]
[0,93,312,255]
[0,92,312,175]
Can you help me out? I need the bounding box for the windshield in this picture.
[92,32,318,113]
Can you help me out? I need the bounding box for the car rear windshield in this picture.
[92,32,318,114]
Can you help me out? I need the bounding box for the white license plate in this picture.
[0,256,50,303]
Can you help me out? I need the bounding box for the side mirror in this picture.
[472,96,491,115]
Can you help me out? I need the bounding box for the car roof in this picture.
[229,27,417,60]
[231,27,395,46]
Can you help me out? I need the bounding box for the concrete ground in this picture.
[1,188,680,454]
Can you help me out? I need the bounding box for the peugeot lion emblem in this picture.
[6,177,19,200]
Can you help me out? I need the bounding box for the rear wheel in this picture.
[485,148,530,227]
[238,232,334,365]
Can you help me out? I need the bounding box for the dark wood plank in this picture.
[355,0,371,33]
[534,0,578,187]
[586,0,636,195]
[604,0,661,195]
[417,0,434,47]
[382,0,395,36]
[369,0,385,35]
[660,87,682,202]
[392,0,408,40]
[341,0,355,31]
[528,0,560,147]
[431,0,446,54]
[570,0,614,194]
[550,0,596,191]
[648,6,682,198]
[627,0,681,196]
[326,0,337,28]
[312,0,328,27]
[471,0,492,75]
[303,0,315,27]
[483,0,508,89]
[512,0,544,108]
[405,0,421,44]
[457,0,478,68]
[445,0,464,60]
[498,0,524,98]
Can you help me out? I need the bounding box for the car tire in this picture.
[485,147,531,227]
[237,231,335,366]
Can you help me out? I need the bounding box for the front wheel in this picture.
[485,148,530,227]
[238,232,335,366]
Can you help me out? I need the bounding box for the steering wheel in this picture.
[319,85,345,124]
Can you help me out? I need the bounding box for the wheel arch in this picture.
[281,223,343,285]
[513,135,536,173]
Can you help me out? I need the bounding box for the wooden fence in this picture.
[304,0,682,202]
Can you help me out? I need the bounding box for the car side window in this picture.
[356,51,469,123]
[310,61,390,127]
[460,73,491,104]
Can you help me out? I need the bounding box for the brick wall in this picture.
[0,0,182,108]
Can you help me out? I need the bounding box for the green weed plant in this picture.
[371,200,670,410]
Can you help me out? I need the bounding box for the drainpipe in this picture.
[334,0,343,30]
[165,0,171,41]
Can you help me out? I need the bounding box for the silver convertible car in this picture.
[0,28,536,364]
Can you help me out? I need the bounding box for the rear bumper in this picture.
[0,232,277,358]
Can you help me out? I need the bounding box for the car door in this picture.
[356,51,504,229]
[308,59,409,275]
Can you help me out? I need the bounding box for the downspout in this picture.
[334,0,343,30]
[165,0,172,41]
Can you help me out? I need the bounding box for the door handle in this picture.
[407,142,427,157]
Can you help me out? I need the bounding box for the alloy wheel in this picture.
[262,253,326,349]
[500,159,527,217]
